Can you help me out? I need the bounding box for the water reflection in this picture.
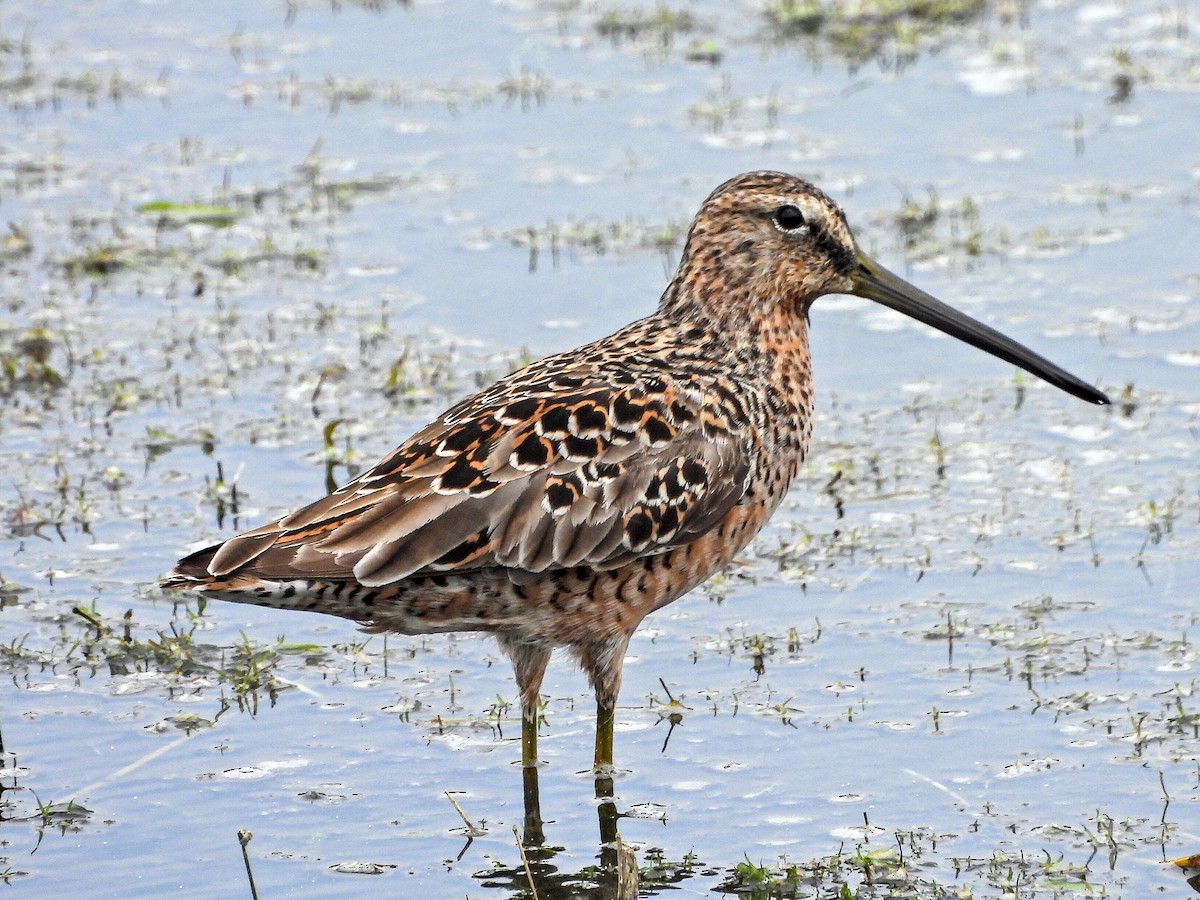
[473,764,682,899]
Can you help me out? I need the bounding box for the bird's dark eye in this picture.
[774,204,805,231]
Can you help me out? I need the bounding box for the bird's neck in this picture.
[654,279,814,446]
[657,278,811,373]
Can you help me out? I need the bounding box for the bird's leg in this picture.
[501,636,551,767]
[576,633,631,865]
[522,714,538,768]
[593,692,620,858]
[595,696,616,772]
[577,634,630,776]
[500,637,551,847]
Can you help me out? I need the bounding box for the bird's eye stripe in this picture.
[774,204,805,230]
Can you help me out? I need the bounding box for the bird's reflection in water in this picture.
[471,766,676,899]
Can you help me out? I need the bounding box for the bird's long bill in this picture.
[849,253,1110,406]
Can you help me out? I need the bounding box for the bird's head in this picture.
[667,171,1108,406]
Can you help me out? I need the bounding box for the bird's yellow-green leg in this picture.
[522,705,539,768]
[503,637,550,768]
[594,701,619,858]
[594,697,615,773]
[506,638,550,847]
[582,635,628,776]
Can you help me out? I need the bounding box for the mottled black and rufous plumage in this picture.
[164,172,1108,772]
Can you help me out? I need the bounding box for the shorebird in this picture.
[164,171,1108,776]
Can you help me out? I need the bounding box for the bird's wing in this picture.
[188,368,752,587]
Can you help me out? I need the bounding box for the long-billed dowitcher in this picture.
[164,171,1108,776]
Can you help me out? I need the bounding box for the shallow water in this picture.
[2,0,1198,896]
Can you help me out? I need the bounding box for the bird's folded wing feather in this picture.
[193,371,752,587]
